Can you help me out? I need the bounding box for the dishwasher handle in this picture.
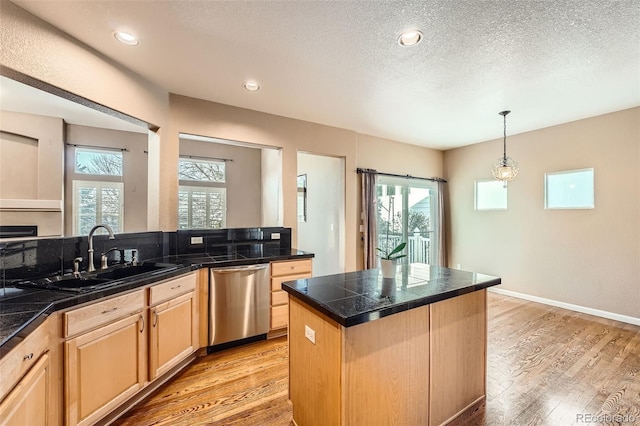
[211,264,269,274]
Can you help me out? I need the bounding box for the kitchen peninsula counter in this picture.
[282,264,500,426]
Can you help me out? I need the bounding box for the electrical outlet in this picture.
[304,325,316,344]
[456,264,461,270]
[272,233,281,240]
[190,236,203,245]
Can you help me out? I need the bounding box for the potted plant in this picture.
[377,242,406,279]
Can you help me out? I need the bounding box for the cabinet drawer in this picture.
[0,318,50,400]
[149,272,197,306]
[64,289,145,337]
[271,274,310,291]
[271,304,289,330]
[271,290,289,306]
[271,259,312,277]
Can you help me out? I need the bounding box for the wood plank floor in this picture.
[115,293,640,425]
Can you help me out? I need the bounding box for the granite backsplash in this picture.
[0,227,292,287]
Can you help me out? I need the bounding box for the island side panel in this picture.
[342,304,430,425]
[429,289,487,426]
[289,298,342,426]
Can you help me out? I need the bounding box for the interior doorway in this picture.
[297,152,345,277]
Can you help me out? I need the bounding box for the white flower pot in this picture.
[380,259,397,279]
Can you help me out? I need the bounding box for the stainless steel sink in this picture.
[95,264,172,280]
[16,263,178,293]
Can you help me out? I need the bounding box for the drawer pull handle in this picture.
[23,353,34,361]
[101,307,118,315]
[139,314,145,333]
[170,285,182,290]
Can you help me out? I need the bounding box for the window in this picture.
[376,176,440,265]
[178,157,227,229]
[178,186,226,229]
[545,168,594,209]
[178,158,225,182]
[475,179,508,210]
[72,181,124,235]
[75,147,123,176]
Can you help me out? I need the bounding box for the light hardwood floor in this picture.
[115,293,640,425]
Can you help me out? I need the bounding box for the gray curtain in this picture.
[361,170,378,269]
[436,180,447,267]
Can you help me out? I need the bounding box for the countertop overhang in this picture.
[282,263,501,327]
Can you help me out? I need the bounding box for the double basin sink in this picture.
[17,263,180,293]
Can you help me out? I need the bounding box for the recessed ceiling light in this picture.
[113,31,139,46]
[398,29,423,47]
[243,80,260,92]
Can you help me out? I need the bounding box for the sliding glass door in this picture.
[376,176,440,265]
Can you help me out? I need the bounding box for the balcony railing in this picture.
[378,233,431,265]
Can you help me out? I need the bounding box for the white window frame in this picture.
[74,147,123,176]
[545,168,595,210]
[178,185,227,229]
[72,180,124,235]
[475,179,508,211]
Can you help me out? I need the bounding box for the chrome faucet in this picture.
[88,224,115,273]
[101,247,118,270]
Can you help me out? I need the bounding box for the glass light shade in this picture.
[492,156,519,186]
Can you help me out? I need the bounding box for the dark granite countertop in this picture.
[0,248,313,357]
[282,264,501,327]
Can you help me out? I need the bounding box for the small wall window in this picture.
[475,179,507,210]
[178,157,225,183]
[545,168,594,209]
[75,147,123,176]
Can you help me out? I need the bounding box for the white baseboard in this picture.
[488,287,640,327]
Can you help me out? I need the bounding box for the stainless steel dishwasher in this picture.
[209,264,270,346]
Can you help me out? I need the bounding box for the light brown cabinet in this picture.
[148,273,197,380]
[288,289,488,426]
[64,290,146,426]
[269,259,312,335]
[0,317,53,426]
[62,271,200,426]
[0,352,50,426]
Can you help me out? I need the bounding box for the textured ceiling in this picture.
[9,0,640,149]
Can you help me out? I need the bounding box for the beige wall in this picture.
[179,139,262,227]
[64,124,148,235]
[0,110,64,236]
[444,108,640,318]
[167,95,444,272]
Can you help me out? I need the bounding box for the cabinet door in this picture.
[149,291,196,380]
[0,354,49,426]
[65,313,146,426]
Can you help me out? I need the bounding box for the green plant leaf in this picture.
[387,242,406,257]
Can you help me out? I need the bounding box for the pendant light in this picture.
[491,110,519,187]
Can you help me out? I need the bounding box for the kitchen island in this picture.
[282,264,501,426]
